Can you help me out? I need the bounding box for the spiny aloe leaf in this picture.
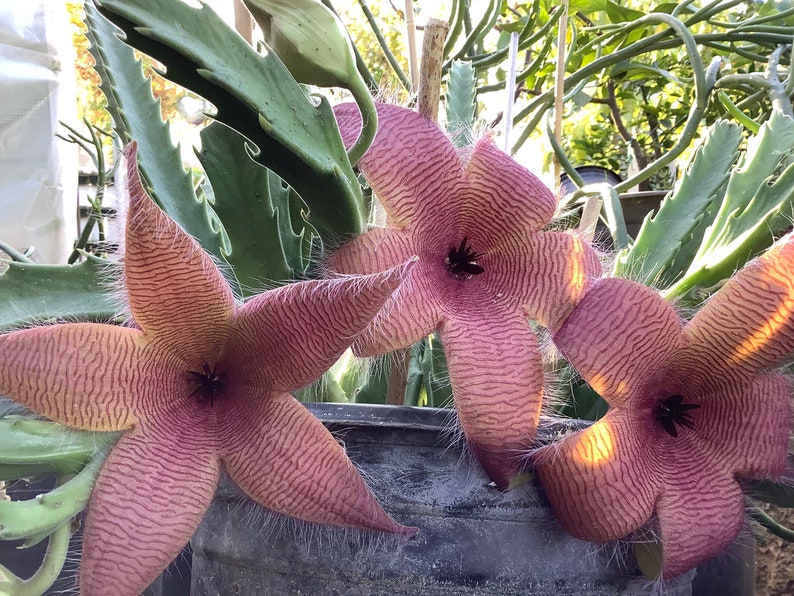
[0,257,119,332]
[93,0,366,245]
[613,120,743,285]
[196,123,315,295]
[446,60,477,147]
[666,110,794,299]
[84,2,230,270]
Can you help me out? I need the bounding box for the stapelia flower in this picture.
[533,240,794,577]
[329,102,601,489]
[0,143,415,595]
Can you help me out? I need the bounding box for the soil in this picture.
[755,503,794,595]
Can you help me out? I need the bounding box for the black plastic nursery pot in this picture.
[187,402,738,596]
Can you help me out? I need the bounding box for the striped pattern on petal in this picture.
[691,374,790,479]
[490,230,602,332]
[334,103,462,229]
[684,238,794,379]
[461,135,556,234]
[534,409,658,542]
[329,227,417,274]
[656,467,745,578]
[228,262,414,393]
[0,323,180,430]
[80,408,221,595]
[441,313,544,489]
[221,391,414,534]
[553,278,681,408]
[123,142,234,361]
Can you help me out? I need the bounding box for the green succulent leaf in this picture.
[84,1,230,271]
[196,123,315,294]
[0,257,119,332]
[93,0,366,244]
[446,61,477,148]
[614,120,743,285]
[666,110,794,299]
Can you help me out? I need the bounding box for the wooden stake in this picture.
[417,19,450,122]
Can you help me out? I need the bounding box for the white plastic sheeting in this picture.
[0,1,77,263]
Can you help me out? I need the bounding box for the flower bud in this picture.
[244,0,359,88]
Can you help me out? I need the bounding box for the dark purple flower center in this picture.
[187,362,226,406]
[654,394,700,437]
[445,237,485,280]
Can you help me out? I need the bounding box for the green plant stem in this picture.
[0,521,71,596]
[766,44,794,117]
[752,506,794,542]
[0,242,33,263]
[443,0,465,58]
[356,0,411,91]
[447,0,500,64]
[345,74,379,166]
[717,90,761,133]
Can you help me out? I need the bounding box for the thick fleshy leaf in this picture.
[221,391,413,534]
[334,103,462,229]
[534,410,659,541]
[656,467,745,578]
[80,409,221,594]
[124,143,235,360]
[553,278,681,407]
[461,135,556,233]
[491,231,602,332]
[692,375,790,478]
[683,238,794,378]
[441,313,544,489]
[0,323,180,431]
[228,262,414,392]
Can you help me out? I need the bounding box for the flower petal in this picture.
[553,278,681,407]
[0,323,179,430]
[80,407,221,594]
[534,410,659,542]
[334,103,462,229]
[221,391,414,534]
[229,262,414,392]
[329,226,416,274]
[440,313,544,489]
[655,466,745,578]
[123,142,234,360]
[491,230,602,332]
[683,238,794,378]
[693,374,790,479]
[461,135,556,234]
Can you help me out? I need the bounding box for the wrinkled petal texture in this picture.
[329,229,440,354]
[228,263,412,392]
[682,238,794,381]
[656,465,745,578]
[554,278,681,407]
[80,406,221,595]
[0,324,180,431]
[534,409,658,542]
[334,103,461,230]
[491,231,602,332]
[221,391,413,534]
[441,313,544,489]
[692,374,790,478]
[123,142,234,362]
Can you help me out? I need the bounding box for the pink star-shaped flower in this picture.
[0,143,415,595]
[330,102,602,488]
[534,240,794,577]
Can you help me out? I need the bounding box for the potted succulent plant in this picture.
[1,1,793,595]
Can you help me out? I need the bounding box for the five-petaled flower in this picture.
[533,239,794,577]
[329,102,602,489]
[0,143,415,595]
